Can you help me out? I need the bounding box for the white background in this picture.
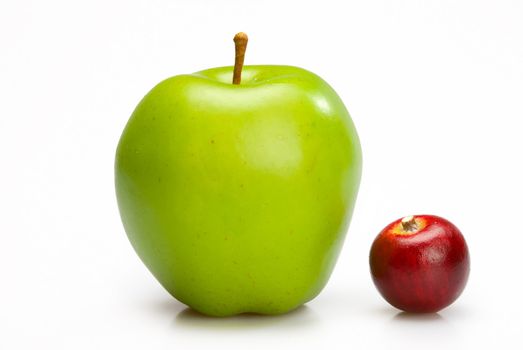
[1,0,522,349]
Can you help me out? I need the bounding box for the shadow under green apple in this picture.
[174,304,320,330]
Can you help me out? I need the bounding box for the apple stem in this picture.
[401,216,419,232]
[233,32,248,85]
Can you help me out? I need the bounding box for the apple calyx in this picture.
[233,32,248,85]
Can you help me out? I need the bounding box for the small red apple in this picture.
[369,215,470,313]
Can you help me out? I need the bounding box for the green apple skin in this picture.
[115,65,362,316]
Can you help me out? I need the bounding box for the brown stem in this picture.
[233,32,248,84]
[401,216,419,232]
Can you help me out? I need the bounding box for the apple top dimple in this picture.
[192,65,321,87]
[391,216,427,236]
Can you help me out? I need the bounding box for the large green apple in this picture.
[115,61,362,316]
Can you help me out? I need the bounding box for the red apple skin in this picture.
[369,215,470,313]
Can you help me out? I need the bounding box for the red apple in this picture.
[369,215,470,313]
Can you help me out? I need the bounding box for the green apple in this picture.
[115,34,362,316]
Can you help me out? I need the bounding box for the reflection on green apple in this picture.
[115,35,361,316]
